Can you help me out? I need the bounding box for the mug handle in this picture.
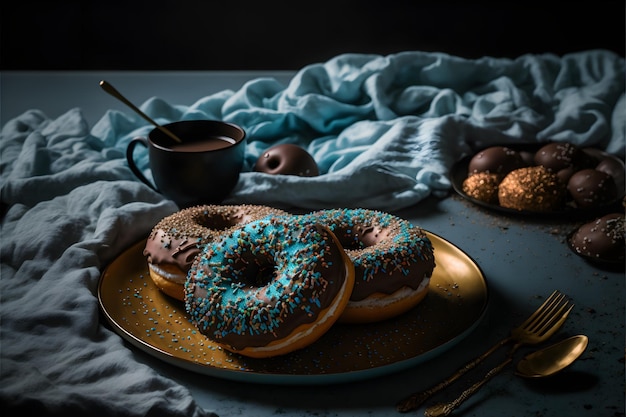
[126,137,158,191]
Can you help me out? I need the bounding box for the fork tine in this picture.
[535,302,574,338]
[519,290,561,329]
[525,292,568,332]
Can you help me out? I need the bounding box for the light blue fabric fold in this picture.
[1,50,624,417]
[1,110,212,417]
[90,49,625,210]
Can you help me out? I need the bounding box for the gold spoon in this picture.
[424,335,589,417]
[515,334,588,378]
[99,80,182,143]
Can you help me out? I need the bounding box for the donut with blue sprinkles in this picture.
[304,208,435,323]
[184,215,355,358]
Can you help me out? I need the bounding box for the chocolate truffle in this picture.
[570,213,625,262]
[462,172,501,204]
[567,169,618,208]
[595,156,625,192]
[468,146,526,176]
[498,166,567,212]
[534,142,585,171]
[534,142,590,183]
[254,144,319,177]
[519,150,536,166]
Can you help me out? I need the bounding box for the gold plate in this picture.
[98,231,488,384]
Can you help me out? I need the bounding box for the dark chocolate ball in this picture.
[534,142,594,182]
[519,150,536,166]
[567,169,618,208]
[468,146,526,176]
[254,144,319,177]
[570,213,625,261]
[595,156,625,193]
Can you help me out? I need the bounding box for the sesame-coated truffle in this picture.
[462,172,501,204]
[498,166,567,211]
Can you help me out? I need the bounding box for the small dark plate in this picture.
[450,144,625,218]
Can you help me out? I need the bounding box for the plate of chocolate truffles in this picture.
[450,142,625,217]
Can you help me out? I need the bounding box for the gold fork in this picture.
[423,292,574,416]
[396,290,574,413]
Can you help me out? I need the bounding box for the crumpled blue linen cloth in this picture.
[1,50,624,417]
[91,49,625,210]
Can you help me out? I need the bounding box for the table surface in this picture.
[1,71,624,417]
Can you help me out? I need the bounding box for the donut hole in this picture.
[265,155,281,170]
[233,257,277,290]
[334,226,389,250]
[359,227,390,247]
[191,214,233,230]
[334,233,368,251]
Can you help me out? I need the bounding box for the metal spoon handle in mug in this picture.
[99,80,182,144]
[126,137,158,191]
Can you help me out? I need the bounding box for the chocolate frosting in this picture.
[143,229,203,273]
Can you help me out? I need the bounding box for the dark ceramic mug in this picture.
[126,120,246,208]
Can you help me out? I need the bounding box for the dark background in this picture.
[1,0,624,70]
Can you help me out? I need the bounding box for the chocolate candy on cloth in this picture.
[254,144,319,177]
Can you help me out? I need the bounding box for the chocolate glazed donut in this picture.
[304,208,436,323]
[143,204,287,300]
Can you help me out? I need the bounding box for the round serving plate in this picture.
[98,231,488,385]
